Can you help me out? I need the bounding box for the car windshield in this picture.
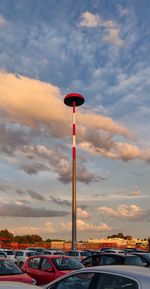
[4,251,14,256]
[125,256,144,266]
[52,257,84,270]
[0,259,23,275]
[80,251,91,257]
[139,253,150,262]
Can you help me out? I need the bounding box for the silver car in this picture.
[45,265,150,289]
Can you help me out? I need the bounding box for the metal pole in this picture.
[72,101,76,250]
[64,93,84,251]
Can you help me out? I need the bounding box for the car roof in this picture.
[29,254,72,259]
[85,265,150,278]
[84,252,137,257]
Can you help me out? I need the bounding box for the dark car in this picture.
[132,252,150,267]
[22,255,84,286]
[123,248,148,253]
[81,252,145,267]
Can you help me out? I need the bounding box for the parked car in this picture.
[99,247,125,253]
[0,282,42,289]
[0,250,16,262]
[0,251,7,258]
[15,250,37,268]
[44,265,150,289]
[0,258,36,284]
[81,252,145,267]
[26,247,45,254]
[65,250,91,261]
[132,252,150,267]
[124,248,148,253]
[22,254,84,286]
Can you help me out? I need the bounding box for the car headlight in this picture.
[32,278,36,285]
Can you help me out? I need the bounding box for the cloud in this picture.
[78,11,102,28]
[21,162,49,175]
[10,221,56,236]
[0,200,69,218]
[97,204,150,221]
[0,15,8,27]
[16,189,47,201]
[117,5,129,16]
[21,145,101,184]
[0,123,28,155]
[61,219,112,232]
[1,71,150,167]
[78,140,146,162]
[77,208,90,219]
[49,196,71,207]
[78,11,125,46]
[123,187,141,197]
[0,71,132,139]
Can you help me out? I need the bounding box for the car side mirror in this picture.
[46,267,53,272]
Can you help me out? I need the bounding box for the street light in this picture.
[64,93,85,250]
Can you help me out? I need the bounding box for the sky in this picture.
[0,0,150,241]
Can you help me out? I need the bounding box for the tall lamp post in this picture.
[64,93,85,251]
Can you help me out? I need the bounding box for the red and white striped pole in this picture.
[72,101,76,249]
[64,93,84,250]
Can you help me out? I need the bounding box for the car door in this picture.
[37,257,57,285]
[25,257,41,284]
[99,254,121,265]
[46,272,96,289]
[96,272,139,289]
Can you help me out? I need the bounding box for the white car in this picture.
[1,250,16,262]
[45,265,150,289]
[0,282,42,289]
[15,250,37,267]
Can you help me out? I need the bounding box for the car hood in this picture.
[58,270,73,275]
[0,273,33,284]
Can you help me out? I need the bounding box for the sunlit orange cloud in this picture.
[60,219,112,232]
[77,208,90,219]
[0,71,132,139]
[9,221,56,235]
[78,141,143,161]
[97,204,144,221]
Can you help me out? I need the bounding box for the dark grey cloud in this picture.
[49,196,71,207]
[16,189,47,201]
[0,122,28,155]
[21,162,49,175]
[0,183,10,192]
[0,200,69,218]
[22,145,102,185]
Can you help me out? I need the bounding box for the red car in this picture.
[22,254,84,285]
[0,258,36,284]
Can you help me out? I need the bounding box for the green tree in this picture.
[0,229,14,241]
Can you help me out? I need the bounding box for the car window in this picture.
[29,257,41,269]
[47,273,95,289]
[100,255,120,265]
[16,251,24,257]
[81,251,90,257]
[41,258,53,271]
[82,256,93,267]
[52,257,84,270]
[125,256,144,266]
[0,260,22,275]
[96,273,138,289]
[26,252,36,257]
[0,252,6,257]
